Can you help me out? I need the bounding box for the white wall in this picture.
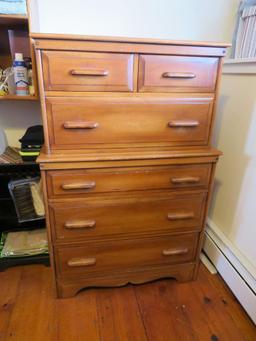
[209,70,256,272]
[0,102,41,147]
[31,0,238,42]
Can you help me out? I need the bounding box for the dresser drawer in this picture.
[49,192,206,242]
[56,233,198,278]
[42,51,134,92]
[138,55,219,92]
[47,164,211,198]
[46,96,213,149]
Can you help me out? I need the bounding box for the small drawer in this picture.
[138,55,219,92]
[42,51,134,92]
[55,233,199,278]
[47,164,211,198]
[49,192,206,242]
[46,95,214,149]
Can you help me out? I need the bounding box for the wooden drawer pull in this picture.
[67,257,96,267]
[167,212,194,220]
[64,220,96,229]
[62,181,96,190]
[63,121,99,129]
[168,120,199,128]
[171,177,200,184]
[162,72,196,79]
[70,69,109,77]
[162,248,189,256]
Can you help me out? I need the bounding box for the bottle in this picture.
[24,57,34,95]
[13,53,28,96]
[28,61,35,96]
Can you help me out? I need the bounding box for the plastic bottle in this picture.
[27,60,35,96]
[13,53,28,96]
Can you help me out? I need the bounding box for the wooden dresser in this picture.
[33,34,228,298]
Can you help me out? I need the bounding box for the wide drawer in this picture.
[49,192,206,241]
[46,96,214,149]
[47,164,211,198]
[42,51,134,92]
[55,233,199,278]
[138,55,219,92]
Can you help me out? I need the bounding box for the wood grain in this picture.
[34,34,225,298]
[31,32,230,48]
[35,50,50,152]
[202,265,256,341]
[56,263,195,298]
[32,34,229,57]
[192,265,247,340]
[3,266,57,341]
[38,147,221,166]
[96,286,147,341]
[56,290,100,341]
[55,233,198,279]
[42,51,134,92]
[49,192,206,242]
[47,163,211,198]
[134,264,256,341]
[0,263,254,340]
[45,95,214,150]
[0,268,22,341]
[138,55,219,92]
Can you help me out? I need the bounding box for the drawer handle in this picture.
[67,257,96,267]
[162,248,189,256]
[62,181,96,190]
[63,121,99,129]
[162,72,196,79]
[171,177,200,184]
[167,212,194,220]
[64,220,96,229]
[70,69,109,77]
[168,120,199,128]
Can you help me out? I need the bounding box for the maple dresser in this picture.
[33,34,228,298]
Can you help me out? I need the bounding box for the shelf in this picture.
[0,14,28,26]
[0,11,38,98]
[0,160,38,166]
[224,58,256,64]
[0,253,50,271]
[223,58,256,75]
[0,94,38,101]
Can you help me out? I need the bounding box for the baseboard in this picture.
[204,218,256,324]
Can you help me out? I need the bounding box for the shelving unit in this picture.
[0,94,37,101]
[0,4,47,270]
[0,254,49,272]
[0,161,49,270]
[0,9,38,100]
[0,156,44,228]
[0,14,28,25]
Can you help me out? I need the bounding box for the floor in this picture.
[0,263,255,341]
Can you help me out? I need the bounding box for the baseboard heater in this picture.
[203,220,256,324]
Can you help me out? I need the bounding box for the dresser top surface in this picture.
[37,147,222,166]
[31,33,230,48]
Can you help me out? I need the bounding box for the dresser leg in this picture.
[56,280,82,298]
[174,265,196,283]
[193,230,206,280]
